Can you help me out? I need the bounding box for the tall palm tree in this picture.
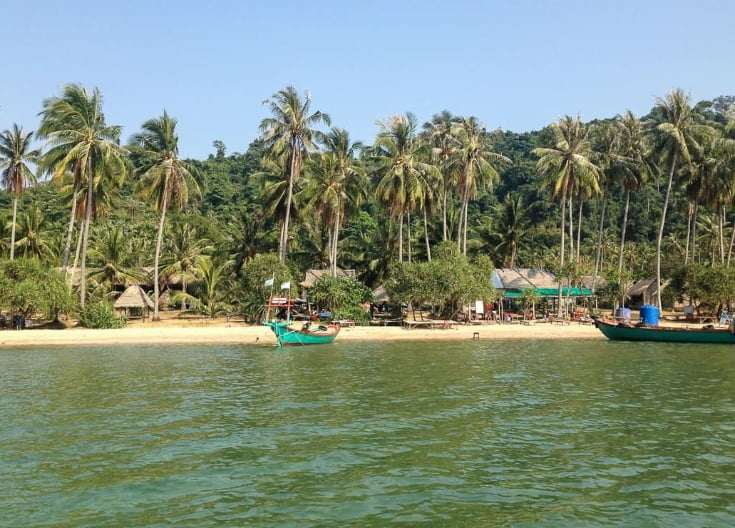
[87,225,144,291]
[0,124,40,260]
[534,115,599,315]
[424,111,459,241]
[37,84,129,307]
[452,117,510,255]
[161,221,212,309]
[647,89,715,307]
[300,128,366,276]
[491,193,532,267]
[132,111,203,320]
[259,86,331,262]
[372,113,438,262]
[614,111,649,275]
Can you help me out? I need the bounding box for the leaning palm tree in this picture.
[452,117,510,255]
[647,89,715,307]
[37,84,129,307]
[0,124,40,260]
[259,86,331,262]
[132,111,204,320]
[534,115,599,316]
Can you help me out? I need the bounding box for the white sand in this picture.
[0,320,604,347]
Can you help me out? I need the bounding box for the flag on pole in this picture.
[264,278,274,287]
[280,281,291,290]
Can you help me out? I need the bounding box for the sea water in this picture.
[1,340,734,527]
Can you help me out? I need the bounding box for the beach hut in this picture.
[113,284,154,319]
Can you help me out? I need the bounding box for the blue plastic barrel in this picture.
[615,307,631,321]
[640,304,659,326]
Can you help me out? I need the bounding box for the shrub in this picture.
[78,301,124,329]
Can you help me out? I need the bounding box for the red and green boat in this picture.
[263,296,340,347]
[594,318,735,344]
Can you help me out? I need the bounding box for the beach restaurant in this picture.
[490,268,593,319]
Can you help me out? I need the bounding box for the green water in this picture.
[1,340,734,527]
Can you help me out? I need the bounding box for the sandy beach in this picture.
[0,318,604,347]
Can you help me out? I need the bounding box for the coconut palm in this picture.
[372,113,438,262]
[647,89,715,307]
[0,124,40,260]
[87,225,144,291]
[13,204,53,260]
[132,111,204,320]
[259,86,331,262]
[452,117,510,255]
[424,111,460,241]
[534,115,599,315]
[161,221,212,309]
[37,84,129,307]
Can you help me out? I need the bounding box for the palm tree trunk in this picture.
[691,202,699,263]
[70,220,83,292]
[398,212,404,262]
[407,211,412,264]
[331,210,340,277]
[576,199,583,261]
[423,208,432,262]
[656,152,678,308]
[618,190,631,274]
[728,209,735,266]
[61,193,78,274]
[593,195,607,289]
[463,199,469,256]
[153,191,169,321]
[558,195,567,317]
[280,143,299,262]
[442,189,448,242]
[720,206,726,264]
[684,203,692,263]
[568,197,574,259]
[80,165,94,309]
[10,197,18,260]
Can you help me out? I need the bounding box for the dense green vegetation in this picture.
[2,84,735,321]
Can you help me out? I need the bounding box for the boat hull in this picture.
[264,321,340,346]
[595,319,735,344]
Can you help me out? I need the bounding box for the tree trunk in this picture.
[10,197,18,260]
[79,161,95,309]
[70,219,83,292]
[61,193,78,274]
[442,188,448,242]
[558,195,567,317]
[691,202,699,264]
[398,212,404,262]
[618,190,631,274]
[423,207,432,262]
[593,195,607,290]
[720,206,726,264]
[153,190,169,321]
[728,208,735,266]
[576,199,583,261]
[684,203,692,263]
[656,152,678,309]
[568,196,574,259]
[280,142,300,262]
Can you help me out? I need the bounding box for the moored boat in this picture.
[594,318,735,344]
[263,295,340,347]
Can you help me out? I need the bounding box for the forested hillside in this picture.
[2,85,734,322]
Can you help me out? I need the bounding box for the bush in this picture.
[78,301,124,329]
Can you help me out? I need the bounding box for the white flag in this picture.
[264,278,274,287]
[280,281,291,290]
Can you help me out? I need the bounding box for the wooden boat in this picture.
[263,319,341,347]
[263,296,340,347]
[594,318,735,344]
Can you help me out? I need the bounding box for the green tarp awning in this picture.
[503,287,592,298]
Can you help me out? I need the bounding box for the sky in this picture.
[2,0,734,160]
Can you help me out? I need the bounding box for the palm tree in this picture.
[300,128,366,276]
[132,111,204,320]
[161,221,212,309]
[13,205,53,260]
[87,225,144,291]
[534,115,599,315]
[372,114,438,262]
[0,124,40,260]
[452,117,510,255]
[259,86,331,262]
[492,193,532,267]
[37,84,129,307]
[424,111,459,241]
[614,111,649,275]
[647,89,715,307]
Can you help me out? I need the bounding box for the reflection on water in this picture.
[1,340,734,527]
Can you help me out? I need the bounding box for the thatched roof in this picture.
[373,285,390,303]
[300,268,357,288]
[626,278,669,298]
[113,285,154,309]
[492,268,559,289]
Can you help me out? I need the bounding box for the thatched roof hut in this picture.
[300,268,357,288]
[114,285,154,312]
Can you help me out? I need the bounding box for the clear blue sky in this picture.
[2,0,733,159]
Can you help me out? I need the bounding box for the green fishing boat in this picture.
[594,318,735,344]
[263,295,340,347]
